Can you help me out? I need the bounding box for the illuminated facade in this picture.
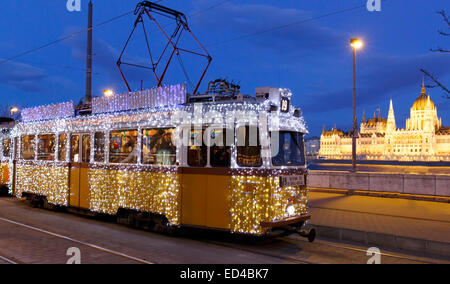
[319,81,450,161]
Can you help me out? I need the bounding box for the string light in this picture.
[21,102,75,123]
[6,84,309,234]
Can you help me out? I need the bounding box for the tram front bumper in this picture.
[260,213,311,228]
[261,214,316,242]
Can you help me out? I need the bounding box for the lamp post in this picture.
[10,107,18,119]
[350,38,363,172]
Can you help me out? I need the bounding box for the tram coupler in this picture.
[282,222,316,242]
[298,223,316,243]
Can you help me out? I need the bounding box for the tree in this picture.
[421,10,449,99]
[0,105,11,117]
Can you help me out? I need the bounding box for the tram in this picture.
[7,81,315,239]
[0,117,14,194]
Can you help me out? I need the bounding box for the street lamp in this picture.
[103,89,114,97]
[10,107,18,119]
[350,38,363,172]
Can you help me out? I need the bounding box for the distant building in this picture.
[305,136,320,158]
[319,80,450,161]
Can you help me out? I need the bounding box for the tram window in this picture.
[210,128,232,168]
[71,135,80,162]
[2,139,11,158]
[21,135,36,160]
[271,131,305,166]
[82,134,91,163]
[58,134,68,162]
[236,126,262,167]
[142,128,176,166]
[109,130,138,164]
[188,128,207,167]
[94,132,105,162]
[38,134,56,161]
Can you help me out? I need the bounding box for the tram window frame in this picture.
[2,138,11,159]
[236,126,262,168]
[81,134,91,163]
[187,128,207,167]
[21,135,36,161]
[14,138,19,160]
[142,128,176,166]
[58,134,68,162]
[209,128,233,168]
[70,135,80,163]
[270,131,306,167]
[37,134,56,161]
[109,129,139,164]
[94,132,106,163]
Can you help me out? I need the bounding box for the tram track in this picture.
[202,239,315,264]
[285,236,442,264]
[203,234,445,264]
[0,217,154,264]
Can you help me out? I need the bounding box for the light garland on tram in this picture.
[6,84,309,234]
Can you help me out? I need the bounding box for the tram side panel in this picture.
[0,161,9,186]
[88,166,182,225]
[15,162,70,205]
[180,169,230,230]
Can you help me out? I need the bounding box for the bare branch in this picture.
[430,47,450,53]
[439,30,450,36]
[420,69,450,98]
[0,105,11,117]
[437,10,450,28]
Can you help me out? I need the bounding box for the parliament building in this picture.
[319,81,450,161]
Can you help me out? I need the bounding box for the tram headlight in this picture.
[287,205,295,216]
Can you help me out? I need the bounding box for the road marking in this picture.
[0,255,18,264]
[0,217,153,264]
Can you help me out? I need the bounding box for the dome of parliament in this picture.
[412,81,435,111]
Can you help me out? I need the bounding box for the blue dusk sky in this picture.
[0,0,448,136]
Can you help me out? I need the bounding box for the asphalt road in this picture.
[0,197,447,264]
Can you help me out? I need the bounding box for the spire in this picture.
[421,77,426,95]
[322,125,325,135]
[362,110,366,123]
[387,99,396,131]
[378,109,381,121]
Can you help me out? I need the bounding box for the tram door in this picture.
[69,134,91,209]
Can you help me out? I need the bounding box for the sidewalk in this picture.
[308,191,450,257]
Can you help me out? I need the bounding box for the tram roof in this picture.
[16,84,307,134]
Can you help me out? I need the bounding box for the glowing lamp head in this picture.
[10,107,19,118]
[350,38,363,50]
[103,89,114,97]
[287,205,296,216]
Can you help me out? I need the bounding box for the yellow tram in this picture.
[7,82,314,239]
[0,118,14,193]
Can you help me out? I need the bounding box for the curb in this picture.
[308,188,450,204]
[313,224,450,258]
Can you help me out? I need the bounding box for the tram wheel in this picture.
[30,195,44,208]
